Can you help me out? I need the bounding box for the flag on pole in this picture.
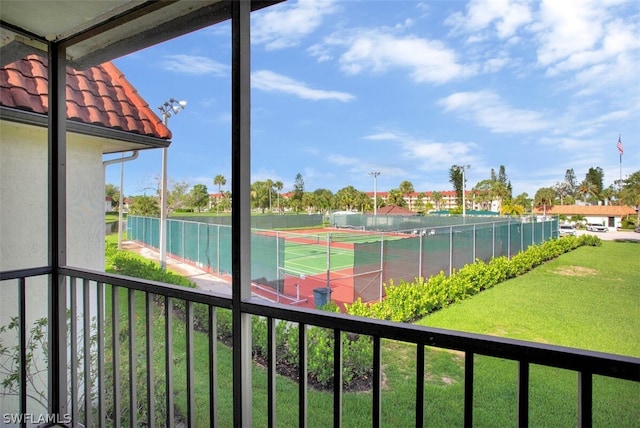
[616,136,624,155]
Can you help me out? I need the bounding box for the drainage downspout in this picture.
[104,151,139,249]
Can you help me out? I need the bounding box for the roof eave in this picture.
[0,106,170,152]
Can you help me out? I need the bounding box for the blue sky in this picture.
[105,0,640,199]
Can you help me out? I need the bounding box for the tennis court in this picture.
[128,216,559,310]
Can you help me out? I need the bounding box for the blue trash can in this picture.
[313,287,330,308]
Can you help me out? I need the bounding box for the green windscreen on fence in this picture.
[128,215,559,304]
[127,216,283,288]
[173,214,323,230]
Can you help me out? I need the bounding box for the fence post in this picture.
[379,234,384,301]
[326,233,331,290]
[508,219,511,259]
[492,222,495,259]
[217,224,221,274]
[182,220,185,261]
[418,233,423,280]
[277,231,281,303]
[449,226,453,276]
[473,224,476,261]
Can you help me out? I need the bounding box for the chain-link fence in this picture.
[353,217,558,302]
[127,215,558,306]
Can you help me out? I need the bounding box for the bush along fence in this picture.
[103,234,601,390]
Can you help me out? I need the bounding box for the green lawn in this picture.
[105,235,639,427]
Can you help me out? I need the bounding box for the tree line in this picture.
[106,167,640,218]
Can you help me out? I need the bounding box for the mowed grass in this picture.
[105,235,640,426]
[417,240,640,427]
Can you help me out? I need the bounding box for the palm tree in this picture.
[534,187,556,216]
[266,179,274,212]
[213,174,226,214]
[579,179,599,203]
[399,180,414,210]
[274,181,283,214]
[431,191,443,211]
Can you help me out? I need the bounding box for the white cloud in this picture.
[364,131,478,170]
[322,29,475,84]
[161,55,228,75]
[438,90,550,133]
[252,0,339,50]
[445,0,533,39]
[252,70,355,102]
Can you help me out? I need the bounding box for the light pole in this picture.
[158,98,187,270]
[369,171,380,216]
[454,165,470,217]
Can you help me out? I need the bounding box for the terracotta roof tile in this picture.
[0,54,170,140]
[534,205,637,216]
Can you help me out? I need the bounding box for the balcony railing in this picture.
[1,266,639,427]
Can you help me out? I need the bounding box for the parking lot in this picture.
[576,229,640,242]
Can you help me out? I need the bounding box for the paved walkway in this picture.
[121,240,234,296]
[120,241,313,307]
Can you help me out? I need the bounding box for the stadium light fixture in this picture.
[369,171,381,216]
[158,98,187,270]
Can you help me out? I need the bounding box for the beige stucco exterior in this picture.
[0,119,108,414]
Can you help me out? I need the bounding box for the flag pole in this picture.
[619,134,622,184]
[617,134,623,186]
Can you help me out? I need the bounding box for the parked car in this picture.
[586,223,607,232]
[559,224,577,236]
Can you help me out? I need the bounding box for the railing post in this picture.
[464,352,474,427]
[48,40,68,421]
[231,1,253,426]
[518,361,530,427]
[578,372,593,427]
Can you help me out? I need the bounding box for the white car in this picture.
[559,224,577,236]
[586,223,607,232]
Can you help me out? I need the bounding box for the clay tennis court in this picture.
[251,227,408,310]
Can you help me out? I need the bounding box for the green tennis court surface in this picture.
[283,242,353,276]
[280,231,409,277]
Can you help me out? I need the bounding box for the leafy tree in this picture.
[129,195,159,216]
[414,192,425,213]
[291,173,304,213]
[386,188,406,207]
[313,188,334,215]
[265,179,274,212]
[564,168,577,195]
[585,167,604,195]
[335,186,360,210]
[619,170,640,222]
[398,180,414,210]
[471,180,493,211]
[534,187,556,215]
[498,165,508,185]
[213,174,226,214]
[105,183,120,210]
[501,203,524,216]
[274,181,284,214]
[449,166,464,207]
[219,191,232,212]
[302,191,316,214]
[579,179,599,203]
[553,181,572,205]
[513,192,531,212]
[189,184,209,212]
[167,181,190,214]
[431,191,443,211]
[354,191,371,213]
[251,181,271,213]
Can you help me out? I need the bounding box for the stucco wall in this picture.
[0,119,106,415]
